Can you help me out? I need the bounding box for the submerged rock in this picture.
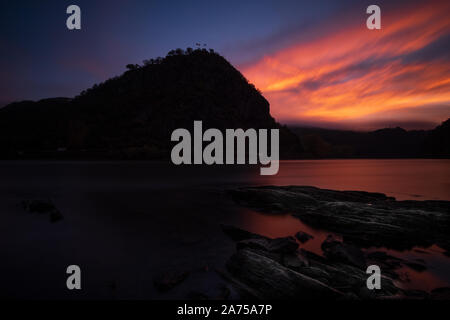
[321,235,366,269]
[237,236,298,254]
[404,261,427,272]
[282,252,310,270]
[295,231,314,243]
[22,199,63,223]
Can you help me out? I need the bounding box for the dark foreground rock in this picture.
[228,186,450,253]
[22,199,63,223]
[223,185,450,299]
[321,235,366,269]
[222,225,400,299]
[295,231,314,243]
[226,248,342,299]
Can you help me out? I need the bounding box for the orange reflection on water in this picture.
[237,209,450,292]
[238,209,340,256]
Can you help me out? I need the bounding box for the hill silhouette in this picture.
[291,119,450,158]
[422,119,450,157]
[0,48,302,159]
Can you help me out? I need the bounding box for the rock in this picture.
[321,235,366,269]
[366,251,427,274]
[297,266,330,284]
[235,236,299,264]
[237,236,298,254]
[221,226,401,299]
[22,199,63,223]
[226,248,342,299]
[430,287,450,300]
[22,199,56,213]
[365,251,404,279]
[404,262,427,272]
[299,248,329,264]
[295,231,314,243]
[267,236,299,253]
[282,252,310,271]
[228,187,317,213]
[153,271,190,292]
[366,251,403,269]
[222,224,299,255]
[220,224,267,242]
[228,186,450,252]
[315,261,399,298]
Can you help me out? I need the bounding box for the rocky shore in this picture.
[218,186,450,300]
[228,186,450,254]
[17,185,450,299]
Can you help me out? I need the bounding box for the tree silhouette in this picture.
[126,64,139,70]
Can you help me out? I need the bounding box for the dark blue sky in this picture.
[1,0,448,129]
[0,0,357,104]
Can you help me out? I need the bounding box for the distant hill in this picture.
[291,119,450,158]
[0,48,302,159]
[422,119,450,157]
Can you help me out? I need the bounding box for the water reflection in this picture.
[255,159,450,201]
[238,207,450,292]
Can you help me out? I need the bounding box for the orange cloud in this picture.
[240,1,450,129]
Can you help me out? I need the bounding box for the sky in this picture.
[1,0,449,130]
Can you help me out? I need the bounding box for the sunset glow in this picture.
[241,1,450,129]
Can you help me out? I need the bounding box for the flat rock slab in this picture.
[222,225,401,299]
[226,248,343,299]
[228,186,450,253]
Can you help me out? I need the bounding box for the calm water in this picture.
[255,159,450,201]
[0,159,449,298]
[2,159,448,199]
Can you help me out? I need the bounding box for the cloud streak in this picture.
[240,0,450,129]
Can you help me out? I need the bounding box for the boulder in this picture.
[22,199,63,223]
[226,248,342,299]
[282,252,310,270]
[295,231,314,243]
[321,235,366,269]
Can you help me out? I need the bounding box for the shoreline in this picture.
[219,185,450,298]
[0,161,449,299]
